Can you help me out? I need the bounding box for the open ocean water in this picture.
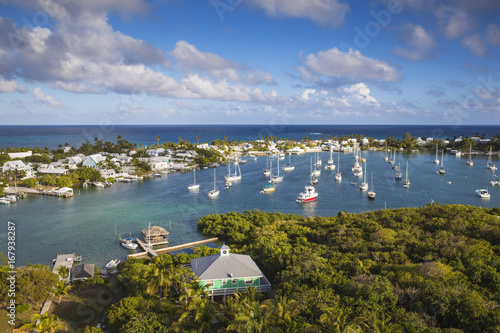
[0,125,499,268]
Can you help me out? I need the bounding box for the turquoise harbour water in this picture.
[1,150,499,268]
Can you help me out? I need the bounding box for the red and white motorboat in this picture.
[296,185,318,203]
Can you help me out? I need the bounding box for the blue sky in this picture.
[0,0,499,125]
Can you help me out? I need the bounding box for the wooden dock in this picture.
[128,237,218,259]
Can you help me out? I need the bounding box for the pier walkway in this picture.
[128,237,218,259]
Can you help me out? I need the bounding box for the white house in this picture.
[149,157,170,170]
[146,148,165,157]
[37,165,69,176]
[7,151,32,159]
[2,160,35,179]
[82,154,106,168]
[67,154,86,165]
[100,169,116,178]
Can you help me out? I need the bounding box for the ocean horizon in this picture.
[1,124,499,150]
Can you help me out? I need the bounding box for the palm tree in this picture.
[21,313,63,333]
[178,296,220,332]
[262,295,299,329]
[54,280,71,304]
[56,266,69,280]
[144,255,174,309]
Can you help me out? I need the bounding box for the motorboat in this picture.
[0,197,11,205]
[106,259,121,269]
[74,255,82,262]
[225,180,232,189]
[296,185,318,203]
[476,189,490,199]
[120,238,138,250]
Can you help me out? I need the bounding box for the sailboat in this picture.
[225,157,241,181]
[392,150,398,170]
[263,153,271,177]
[311,153,321,177]
[487,146,497,170]
[368,171,376,199]
[438,149,445,174]
[187,169,200,191]
[309,157,318,185]
[384,142,389,162]
[315,151,322,166]
[261,161,277,193]
[389,148,394,165]
[359,161,368,191]
[490,170,499,186]
[325,147,336,170]
[434,144,440,164]
[208,168,219,198]
[403,160,410,188]
[395,162,402,180]
[466,143,473,166]
[282,152,295,172]
[271,157,284,183]
[352,147,363,177]
[335,150,342,182]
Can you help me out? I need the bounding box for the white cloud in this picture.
[436,6,474,39]
[0,77,26,93]
[486,24,500,46]
[300,89,316,100]
[462,34,488,57]
[245,0,350,28]
[169,41,276,85]
[393,24,437,61]
[299,47,401,86]
[343,83,378,105]
[32,87,64,108]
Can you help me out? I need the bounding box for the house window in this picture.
[222,279,227,285]
[232,279,237,285]
[245,277,253,285]
[205,280,214,288]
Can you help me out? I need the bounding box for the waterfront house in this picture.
[71,264,95,282]
[37,164,69,176]
[149,156,170,170]
[100,169,116,179]
[146,148,165,157]
[67,154,86,165]
[82,154,106,168]
[62,146,72,153]
[189,245,271,298]
[2,160,35,179]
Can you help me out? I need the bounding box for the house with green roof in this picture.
[190,245,271,298]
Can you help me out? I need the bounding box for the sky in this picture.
[0,0,499,126]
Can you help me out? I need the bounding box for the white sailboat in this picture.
[315,151,322,166]
[335,150,342,182]
[271,157,284,183]
[282,152,295,172]
[187,169,200,191]
[434,144,440,164]
[487,146,497,170]
[261,161,277,193]
[466,143,473,166]
[311,153,321,177]
[438,150,445,174]
[490,171,499,186]
[394,162,402,180]
[263,153,271,177]
[384,142,389,162]
[208,168,219,198]
[359,161,368,191]
[309,157,318,185]
[325,147,336,170]
[403,160,410,188]
[225,157,241,181]
[392,150,398,170]
[389,148,394,165]
[368,171,376,199]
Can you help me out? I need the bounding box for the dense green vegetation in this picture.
[2,205,500,332]
[196,205,500,332]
